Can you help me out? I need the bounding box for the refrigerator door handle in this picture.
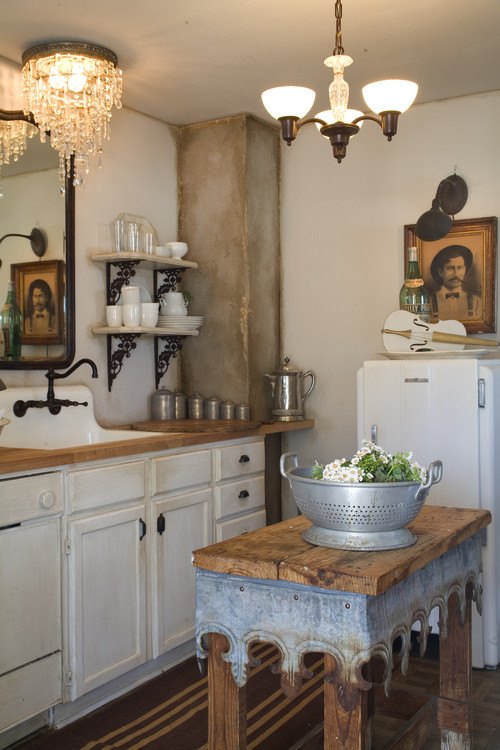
[370,424,378,443]
[478,378,486,408]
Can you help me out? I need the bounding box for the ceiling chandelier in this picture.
[261,0,418,163]
[21,41,122,187]
[0,115,38,196]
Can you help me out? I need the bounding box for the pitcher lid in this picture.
[275,356,301,374]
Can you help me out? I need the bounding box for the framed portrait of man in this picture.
[11,260,65,345]
[404,217,497,333]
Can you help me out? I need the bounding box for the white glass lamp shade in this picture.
[362,79,418,114]
[261,86,316,120]
[315,108,364,132]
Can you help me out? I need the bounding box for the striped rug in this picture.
[18,644,324,750]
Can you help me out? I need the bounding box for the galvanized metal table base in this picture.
[195,514,486,750]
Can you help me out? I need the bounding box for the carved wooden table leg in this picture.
[207,633,247,750]
[438,592,472,749]
[324,654,370,749]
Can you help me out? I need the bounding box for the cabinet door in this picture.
[0,518,61,675]
[152,489,212,658]
[68,505,147,698]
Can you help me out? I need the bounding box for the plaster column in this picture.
[178,114,281,421]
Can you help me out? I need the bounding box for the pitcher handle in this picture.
[301,371,316,402]
[280,451,299,479]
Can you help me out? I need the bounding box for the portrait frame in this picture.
[404,216,497,334]
[11,260,65,345]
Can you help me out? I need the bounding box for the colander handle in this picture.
[422,460,443,489]
[415,460,443,503]
[280,451,299,479]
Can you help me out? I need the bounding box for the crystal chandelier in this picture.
[261,0,418,163]
[22,41,122,187]
[0,117,38,196]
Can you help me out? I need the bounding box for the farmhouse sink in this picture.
[0,385,162,450]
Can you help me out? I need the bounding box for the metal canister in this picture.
[188,391,205,420]
[205,394,221,420]
[235,402,250,420]
[221,400,236,420]
[150,388,175,421]
[174,390,187,420]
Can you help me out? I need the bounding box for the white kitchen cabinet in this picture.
[213,438,266,541]
[0,472,63,732]
[151,449,212,657]
[66,460,147,699]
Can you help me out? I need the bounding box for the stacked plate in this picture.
[158,315,204,332]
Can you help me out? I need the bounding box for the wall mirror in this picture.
[0,110,74,369]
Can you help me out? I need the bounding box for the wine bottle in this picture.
[399,246,432,323]
[0,281,22,360]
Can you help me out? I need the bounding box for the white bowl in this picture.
[166,241,188,259]
[155,245,170,257]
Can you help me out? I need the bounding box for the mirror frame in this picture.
[0,109,75,370]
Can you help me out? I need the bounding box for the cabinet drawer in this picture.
[68,461,145,512]
[152,450,212,495]
[214,439,265,481]
[215,509,266,542]
[0,472,62,526]
[214,475,265,521]
[0,652,61,732]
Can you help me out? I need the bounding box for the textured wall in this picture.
[178,114,280,420]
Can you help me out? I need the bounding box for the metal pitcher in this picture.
[264,357,316,422]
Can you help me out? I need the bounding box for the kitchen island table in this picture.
[193,505,491,749]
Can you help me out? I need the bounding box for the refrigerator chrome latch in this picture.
[370,424,378,443]
[478,378,486,408]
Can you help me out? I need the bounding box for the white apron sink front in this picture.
[0,385,161,449]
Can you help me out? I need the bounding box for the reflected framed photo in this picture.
[11,259,65,345]
[404,216,497,333]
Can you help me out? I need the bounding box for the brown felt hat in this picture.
[430,244,473,283]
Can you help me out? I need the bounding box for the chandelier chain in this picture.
[334,0,344,55]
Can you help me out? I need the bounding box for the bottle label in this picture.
[401,303,431,322]
[404,278,425,288]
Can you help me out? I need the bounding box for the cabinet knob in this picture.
[239,454,250,463]
[238,490,250,500]
[39,491,56,509]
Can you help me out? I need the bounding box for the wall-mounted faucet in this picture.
[13,358,98,417]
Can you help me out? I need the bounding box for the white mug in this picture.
[122,303,141,327]
[121,285,141,305]
[141,302,159,328]
[160,292,188,316]
[106,305,123,327]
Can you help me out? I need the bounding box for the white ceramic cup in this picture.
[121,285,141,305]
[155,245,170,257]
[140,302,159,328]
[106,305,123,327]
[122,303,141,327]
[160,291,188,316]
[165,241,188,259]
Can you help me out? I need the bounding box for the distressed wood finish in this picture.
[193,506,491,595]
[195,506,490,750]
[207,633,247,750]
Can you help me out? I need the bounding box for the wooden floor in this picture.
[298,652,500,750]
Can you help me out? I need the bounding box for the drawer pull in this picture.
[239,454,250,463]
[139,518,147,540]
[39,491,56,510]
[238,490,250,499]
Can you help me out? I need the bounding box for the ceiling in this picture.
[0,0,499,126]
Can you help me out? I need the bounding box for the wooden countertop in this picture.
[0,418,314,476]
[192,505,491,596]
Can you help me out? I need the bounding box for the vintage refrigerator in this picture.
[357,357,500,669]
